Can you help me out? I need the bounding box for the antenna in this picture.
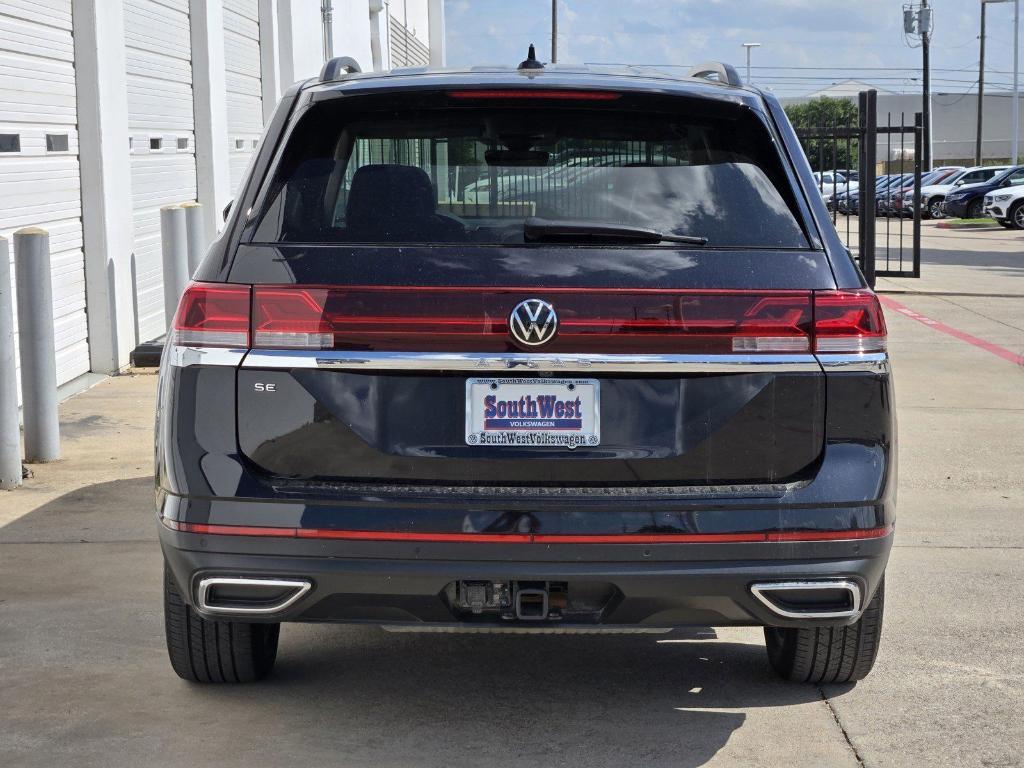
[518,44,545,70]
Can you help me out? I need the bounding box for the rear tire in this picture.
[764,575,884,684]
[164,565,280,683]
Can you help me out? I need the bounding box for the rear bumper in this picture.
[160,520,892,630]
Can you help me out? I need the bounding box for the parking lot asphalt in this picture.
[1,226,1022,767]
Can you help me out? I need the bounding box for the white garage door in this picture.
[0,0,90,388]
[124,0,198,343]
[223,0,263,193]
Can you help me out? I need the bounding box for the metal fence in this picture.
[794,91,923,284]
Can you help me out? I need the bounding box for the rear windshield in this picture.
[251,98,809,248]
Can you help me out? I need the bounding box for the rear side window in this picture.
[251,97,809,248]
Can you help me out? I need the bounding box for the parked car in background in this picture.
[888,167,962,217]
[984,183,1024,229]
[874,173,913,216]
[812,170,854,199]
[904,165,1009,219]
[837,175,893,215]
[943,166,1024,219]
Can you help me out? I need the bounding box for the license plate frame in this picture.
[464,378,600,449]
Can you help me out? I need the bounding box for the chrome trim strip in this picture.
[195,577,312,616]
[166,344,248,368]
[240,350,824,373]
[750,579,862,620]
[815,352,890,373]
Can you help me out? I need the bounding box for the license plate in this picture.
[465,378,600,449]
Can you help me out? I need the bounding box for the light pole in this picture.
[742,42,760,84]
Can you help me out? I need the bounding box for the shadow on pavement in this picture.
[1,478,843,768]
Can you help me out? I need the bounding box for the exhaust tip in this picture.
[196,577,312,616]
[750,579,861,620]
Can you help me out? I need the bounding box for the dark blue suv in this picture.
[157,57,894,685]
[944,165,1024,219]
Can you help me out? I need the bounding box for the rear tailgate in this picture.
[216,246,854,487]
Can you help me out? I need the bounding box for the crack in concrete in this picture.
[819,687,867,767]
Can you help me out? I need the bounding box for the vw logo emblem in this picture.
[508,299,558,347]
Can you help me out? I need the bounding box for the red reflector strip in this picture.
[163,518,891,544]
[447,89,621,101]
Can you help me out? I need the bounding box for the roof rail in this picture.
[320,56,362,82]
[686,61,743,87]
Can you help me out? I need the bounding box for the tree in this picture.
[785,96,860,172]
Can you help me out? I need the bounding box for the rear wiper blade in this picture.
[524,216,709,246]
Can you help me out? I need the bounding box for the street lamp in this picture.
[977,0,1021,165]
[741,42,761,84]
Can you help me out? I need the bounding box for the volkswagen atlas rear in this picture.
[157,60,895,685]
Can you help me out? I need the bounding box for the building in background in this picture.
[0,0,443,396]
[782,83,1024,168]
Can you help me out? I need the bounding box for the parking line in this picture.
[879,295,1024,366]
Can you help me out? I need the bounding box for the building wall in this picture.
[2,0,444,393]
[783,89,1024,165]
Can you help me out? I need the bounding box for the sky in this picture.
[443,0,1022,97]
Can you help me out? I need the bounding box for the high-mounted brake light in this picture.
[447,89,621,101]
[170,282,251,348]
[813,290,887,353]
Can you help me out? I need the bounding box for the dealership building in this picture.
[0,0,443,396]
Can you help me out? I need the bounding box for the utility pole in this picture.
[921,0,932,170]
[977,1,989,165]
[742,42,761,84]
[551,0,557,63]
[1013,0,1020,163]
[978,1,1014,165]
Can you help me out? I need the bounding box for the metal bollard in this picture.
[13,228,60,463]
[160,204,189,328]
[0,236,23,487]
[181,202,205,275]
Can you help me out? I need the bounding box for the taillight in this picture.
[251,286,814,354]
[813,290,887,353]
[170,282,251,347]
[172,284,887,356]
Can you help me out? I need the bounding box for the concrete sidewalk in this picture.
[2,253,1023,767]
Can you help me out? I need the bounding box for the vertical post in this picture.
[161,206,189,327]
[913,113,923,278]
[0,236,22,488]
[551,0,557,63]
[190,0,232,245]
[977,2,988,166]
[73,0,137,374]
[427,0,445,67]
[860,91,878,287]
[921,0,932,171]
[258,0,281,121]
[14,228,60,463]
[321,0,334,61]
[181,202,206,275]
[1013,0,1020,163]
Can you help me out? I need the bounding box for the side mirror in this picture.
[223,200,233,221]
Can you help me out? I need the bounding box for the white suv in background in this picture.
[906,165,1010,219]
[984,184,1024,229]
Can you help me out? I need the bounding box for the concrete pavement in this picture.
[1,228,1023,767]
